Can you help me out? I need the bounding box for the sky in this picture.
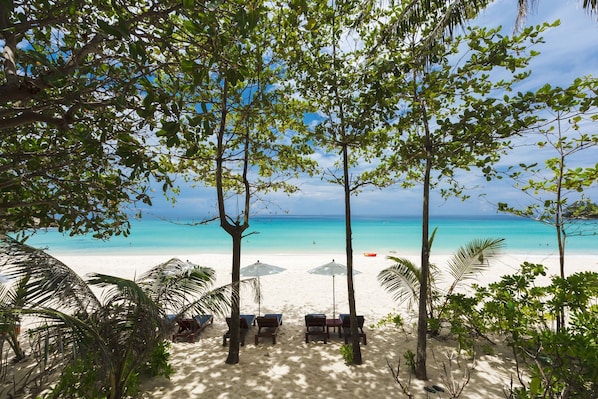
[143,0,598,219]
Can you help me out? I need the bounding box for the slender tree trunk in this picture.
[415,87,433,380]
[214,78,243,364]
[225,229,242,364]
[555,150,566,331]
[342,141,362,365]
[416,154,432,380]
[329,5,361,364]
[0,5,19,88]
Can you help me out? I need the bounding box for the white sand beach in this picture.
[43,252,597,399]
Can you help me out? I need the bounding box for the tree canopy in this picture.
[0,1,198,238]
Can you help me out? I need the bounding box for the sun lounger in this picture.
[254,313,283,345]
[340,314,367,345]
[304,313,328,343]
[194,314,214,332]
[241,314,256,327]
[264,313,283,325]
[223,314,256,346]
[172,314,213,343]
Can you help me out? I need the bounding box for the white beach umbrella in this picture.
[240,260,286,315]
[308,259,360,320]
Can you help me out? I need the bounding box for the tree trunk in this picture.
[0,5,19,89]
[342,141,362,365]
[415,154,431,380]
[214,77,244,364]
[415,89,433,380]
[225,228,242,364]
[555,151,566,331]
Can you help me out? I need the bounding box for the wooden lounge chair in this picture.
[340,314,367,345]
[222,314,256,346]
[305,314,328,343]
[254,313,283,345]
[172,314,213,343]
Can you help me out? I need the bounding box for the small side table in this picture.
[326,318,342,338]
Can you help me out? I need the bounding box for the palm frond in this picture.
[429,226,438,250]
[0,282,14,307]
[378,257,421,307]
[382,0,493,64]
[444,237,505,296]
[18,307,107,357]
[86,273,167,347]
[87,273,159,313]
[0,234,100,313]
[181,284,234,317]
[136,258,219,315]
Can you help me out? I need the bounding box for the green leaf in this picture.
[181,59,197,73]
[97,19,123,38]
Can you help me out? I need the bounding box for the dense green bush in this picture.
[445,262,598,398]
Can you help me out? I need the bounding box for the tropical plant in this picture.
[0,0,196,238]
[497,77,598,330]
[472,263,598,398]
[278,0,399,365]
[371,14,549,378]
[0,235,234,398]
[340,344,353,365]
[498,77,598,279]
[157,0,316,364]
[0,274,28,361]
[137,258,232,319]
[378,236,505,329]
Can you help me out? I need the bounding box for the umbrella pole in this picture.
[332,274,336,320]
[258,276,261,316]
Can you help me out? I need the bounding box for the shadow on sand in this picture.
[141,307,518,399]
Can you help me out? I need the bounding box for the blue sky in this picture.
[145,0,598,219]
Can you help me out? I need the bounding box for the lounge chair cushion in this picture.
[305,314,328,343]
[172,315,213,343]
[340,314,367,345]
[223,314,256,346]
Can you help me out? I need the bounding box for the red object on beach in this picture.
[364,253,377,257]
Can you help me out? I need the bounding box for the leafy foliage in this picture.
[340,344,354,365]
[497,76,598,293]
[277,0,398,365]
[378,237,504,327]
[563,200,598,219]
[367,12,551,378]
[445,263,598,398]
[0,273,28,361]
[0,1,202,238]
[153,0,317,365]
[0,236,232,398]
[142,340,174,379]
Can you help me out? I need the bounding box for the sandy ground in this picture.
[19,251,598,398]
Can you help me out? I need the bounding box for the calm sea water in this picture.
[22,215,598,256]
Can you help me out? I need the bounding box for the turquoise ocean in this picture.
[23,215,598,256]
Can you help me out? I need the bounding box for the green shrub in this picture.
[143,340,173,378]
[340,344,353,364]
[403,350,416,373]
[373,313,405,332]
[46,356,105,399]
[474,263,598,398]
